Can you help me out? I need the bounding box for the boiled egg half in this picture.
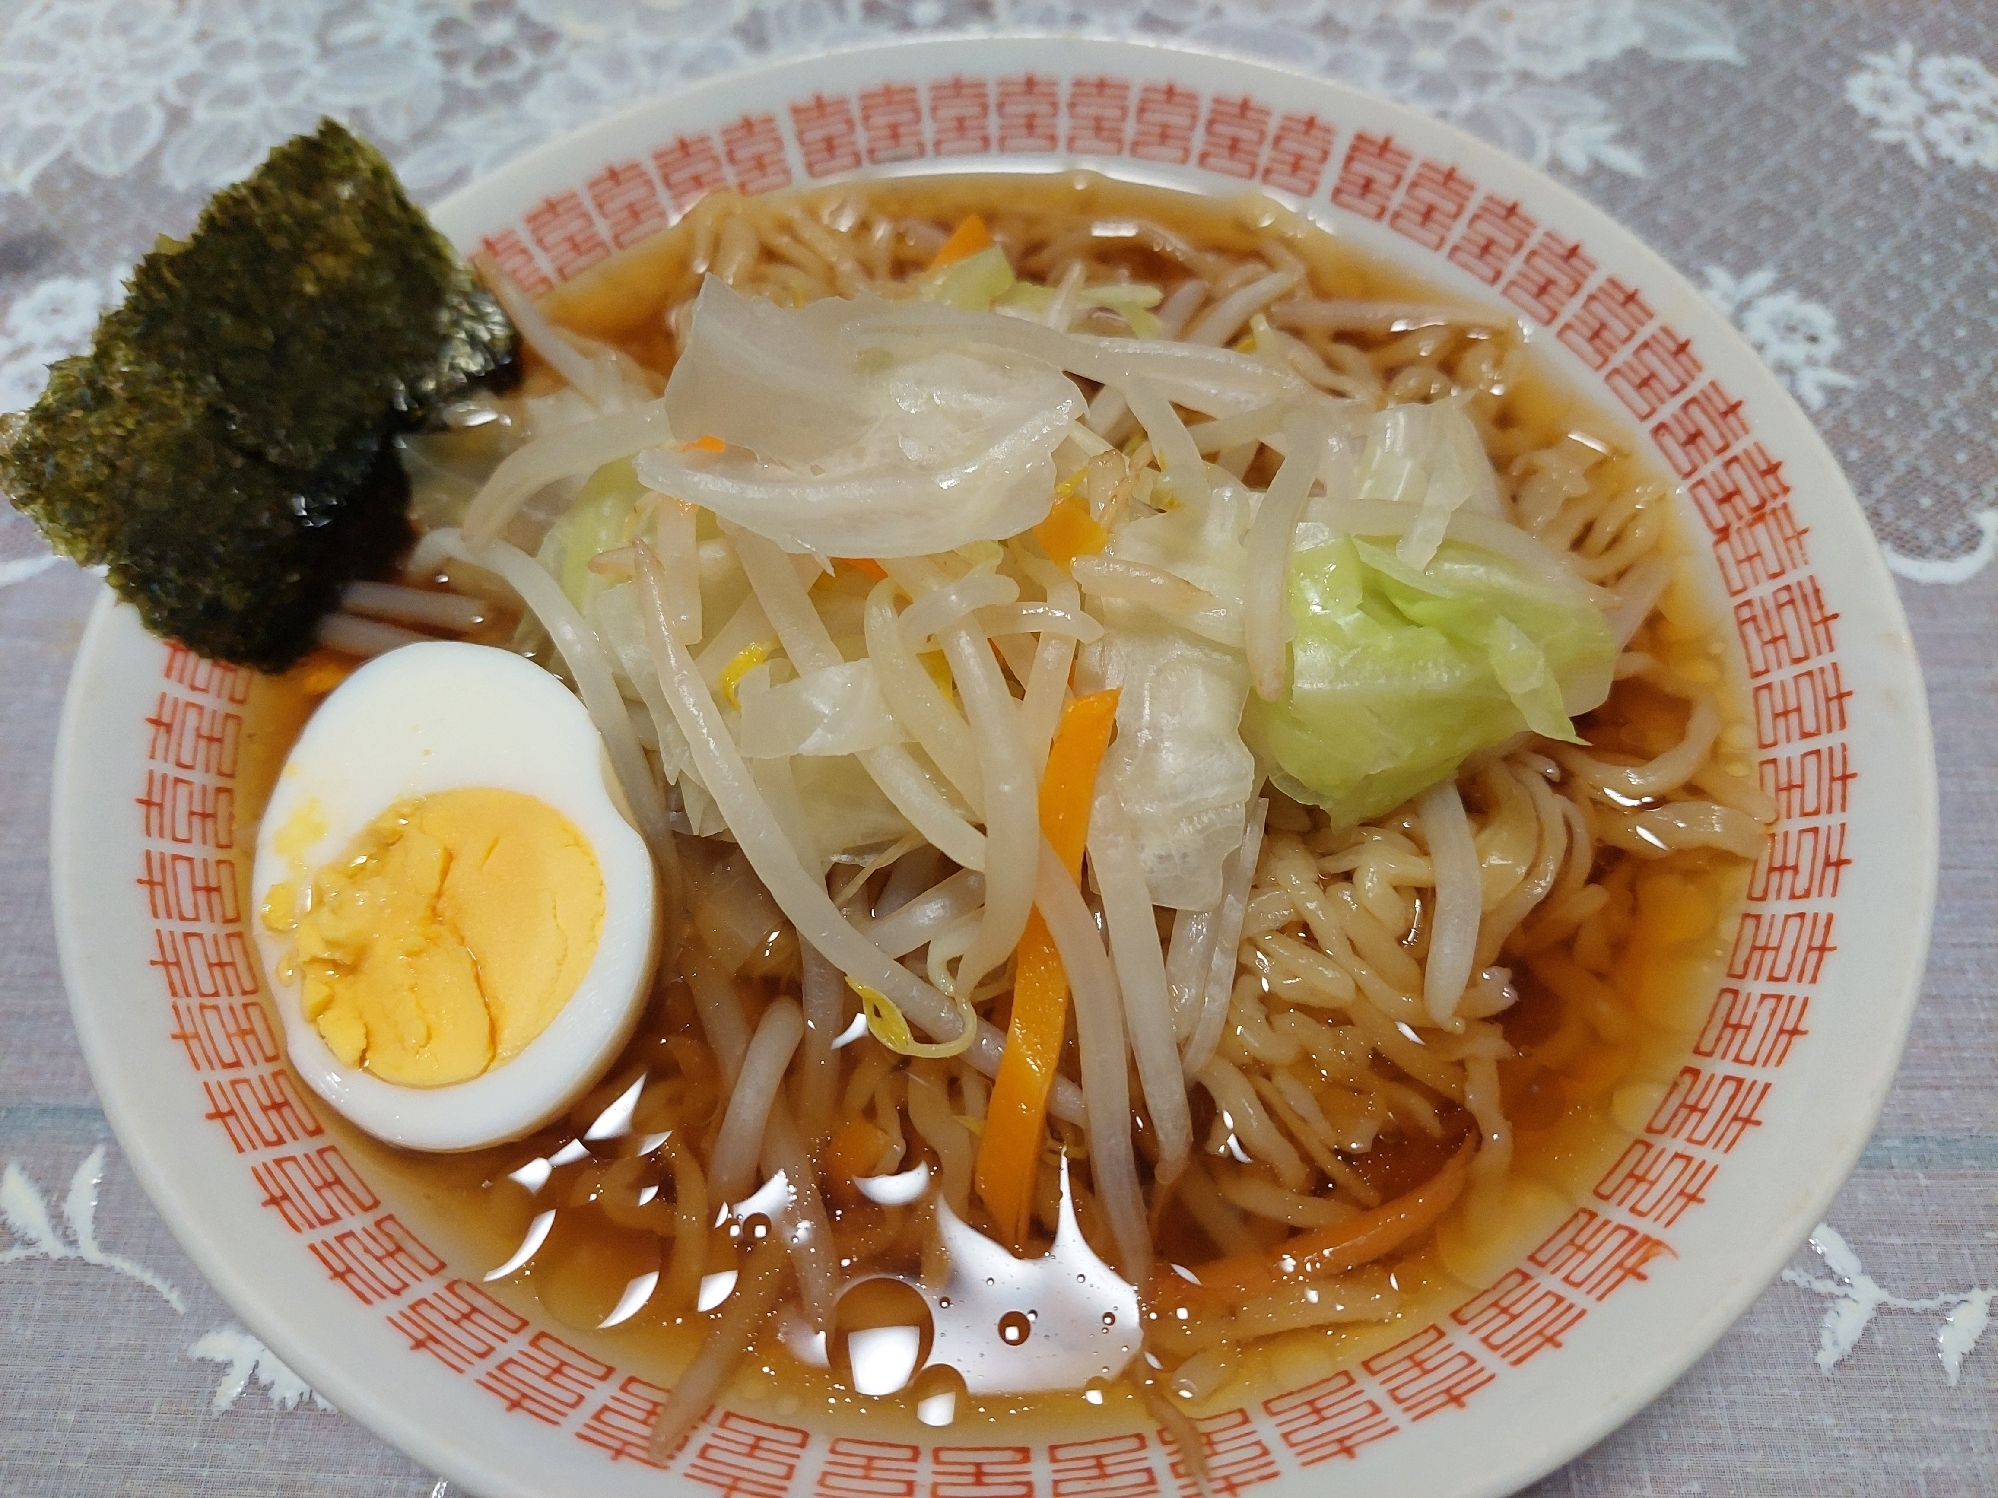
[251,641,658,1151]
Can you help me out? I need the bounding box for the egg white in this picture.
[250,641,659,1152]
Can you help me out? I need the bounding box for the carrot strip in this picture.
[929,213,993,270]
[837,557,888,582]
[1154,1139,1476,1312]
[1033,495,1109,571]
[1039,689,1118,878]
[973,689,1121,1246]
[977,914,1063,1245]
[680,433,726,453]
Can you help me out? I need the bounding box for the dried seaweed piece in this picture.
[0,119,518,669]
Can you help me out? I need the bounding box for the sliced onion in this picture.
[846,301,1302,418]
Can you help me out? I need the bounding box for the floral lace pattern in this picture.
[1845,41,1998,170]
[0,1,202,190]
[1701,267,1856,412]
[189,1325,337,1413]
[0,0,1741,201]
[0,11,1991,1494]
[1783,1223,1993,1386]
[0,272,118,414]
[0,0,1989,587]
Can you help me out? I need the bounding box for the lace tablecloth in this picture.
[1,3,1991,1494]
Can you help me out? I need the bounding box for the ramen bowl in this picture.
[51,34,1935,1498]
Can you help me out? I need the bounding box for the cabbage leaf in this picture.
[919,243,1016,310]
[1077,479,1260,909]
[540,456,643,614]
[737,660,909,758]
[635,277,1082,557]
[1242,535,1615,827]
[1077,605,1256,911]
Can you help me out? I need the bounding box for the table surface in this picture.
[0,2,1992,1494]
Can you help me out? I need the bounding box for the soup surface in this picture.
[256,172,1767,1441]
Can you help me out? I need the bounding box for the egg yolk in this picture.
[263,788,605,1087]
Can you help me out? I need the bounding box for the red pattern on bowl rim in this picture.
[52,36,1936,1498]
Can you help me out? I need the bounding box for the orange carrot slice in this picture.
[928,213,993,270]
[1033,494,1109,571]
[973,689,1121,1247]
[1153,1139,1478,1313]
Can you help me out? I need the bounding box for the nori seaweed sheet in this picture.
[0,119,519,670]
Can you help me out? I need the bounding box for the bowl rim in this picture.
[50,29,1939,1498]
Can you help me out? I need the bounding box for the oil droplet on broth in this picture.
[918,1162,1142,1393]
[830,1279,934,1398]
[467,1128,1147,1418]
[911,1362,967,1428]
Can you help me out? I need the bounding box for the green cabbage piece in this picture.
[918,244,1016,310]
[1242,535,1616,827]
[1000,278,1165,336]
[919,243,1167,333]
[541,456,645,614]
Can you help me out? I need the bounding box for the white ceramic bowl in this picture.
[51,34,1936,1498]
